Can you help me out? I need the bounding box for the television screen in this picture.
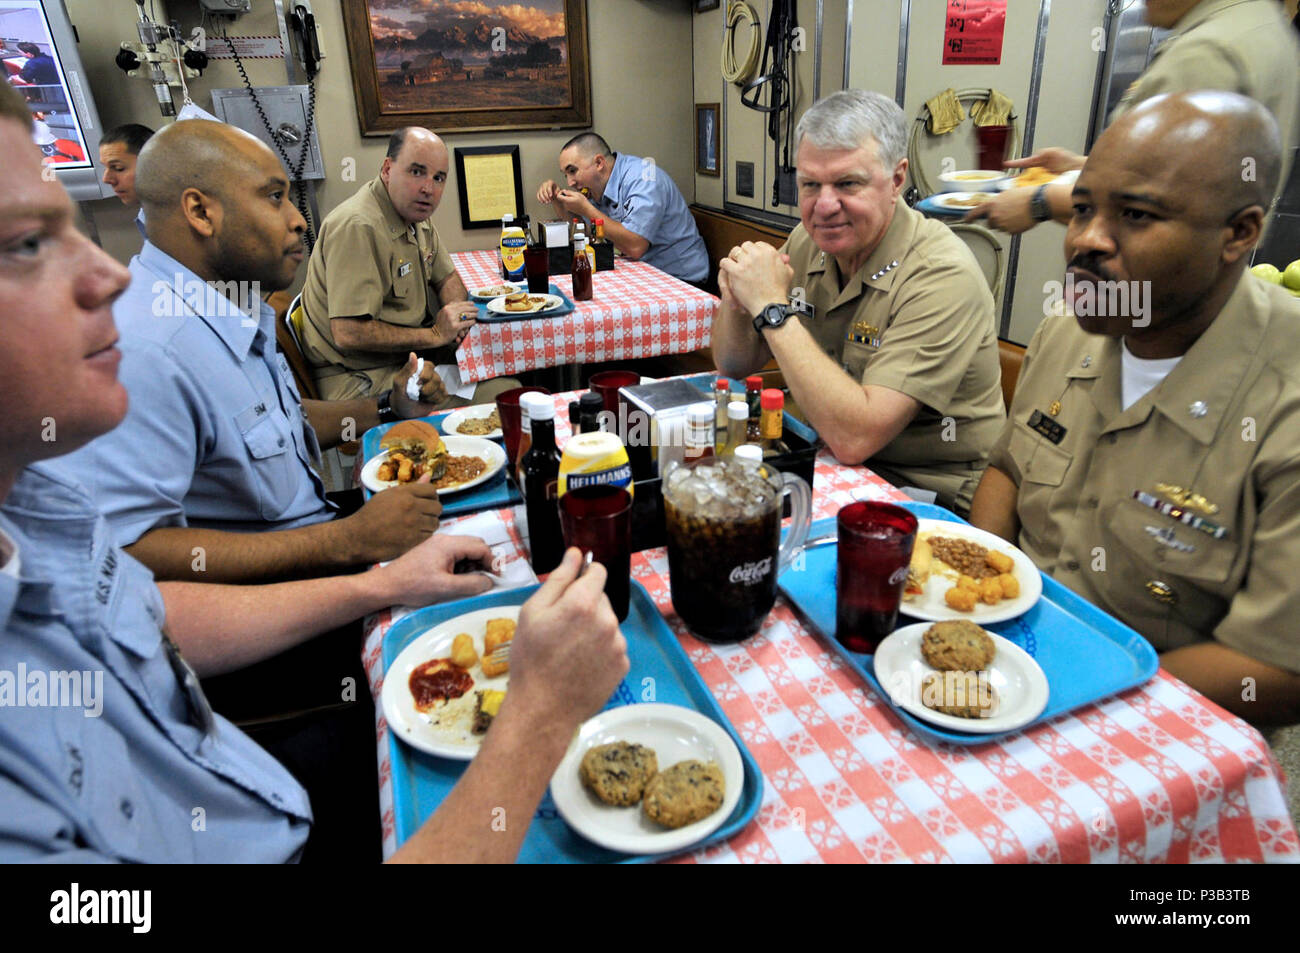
[0,0,113,201]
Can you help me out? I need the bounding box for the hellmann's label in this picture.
[558,431,633,498]
[500,226,526,280]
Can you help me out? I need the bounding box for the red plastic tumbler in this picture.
[835,501,917,654]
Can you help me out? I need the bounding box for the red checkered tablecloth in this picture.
[363,389,1299,863]
[453,249,717,382]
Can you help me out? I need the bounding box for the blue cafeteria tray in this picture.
[382,580,764,862]
[777,501,1159,746]
[474,283,576,322]
[360,411,519,517]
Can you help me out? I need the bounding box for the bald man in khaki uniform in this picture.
[714,90,1004,514]
[970,92,1300,725]
[299,127,514,404]
[969,0,1300,234]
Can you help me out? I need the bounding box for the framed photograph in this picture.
[695,103,720,177]
[341,0,592,135]
[454,145,525,230]
[696,0,722,10]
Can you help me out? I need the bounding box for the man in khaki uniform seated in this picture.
[968,0,1300,233]
[970,91,1300,724]
[299,126,514,404]
[713,89,1005,515]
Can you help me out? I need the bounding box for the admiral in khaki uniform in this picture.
[971,91,1300,724]
[713,90,1004,514]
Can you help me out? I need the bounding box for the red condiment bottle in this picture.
[571,236,593,301]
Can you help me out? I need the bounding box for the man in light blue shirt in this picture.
[58,120,453,586]
[537,132,709,284]
[0,82,629,862]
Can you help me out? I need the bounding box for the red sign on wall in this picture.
[943,0,1007,65]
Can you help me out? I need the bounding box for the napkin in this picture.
[440,510,538,592]
[435,361,477,401]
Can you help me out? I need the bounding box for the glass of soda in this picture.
[559,484,632,621]
[662,457,810,643]
[524,244,550,294]
[835,501,917,654]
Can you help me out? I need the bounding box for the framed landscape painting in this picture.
[342,0,592,135]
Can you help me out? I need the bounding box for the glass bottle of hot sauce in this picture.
[744,375,763,441]
[572,236,594,301]
[520,395,564,574]
[713,378,731,452]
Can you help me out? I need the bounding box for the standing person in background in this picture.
[967,0,1300,234]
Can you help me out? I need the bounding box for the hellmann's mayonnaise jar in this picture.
[499,214,526,280]
[558,431,634,499]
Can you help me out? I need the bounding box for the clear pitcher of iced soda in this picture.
[662,456,811,642]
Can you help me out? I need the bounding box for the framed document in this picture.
[454,145,525,230]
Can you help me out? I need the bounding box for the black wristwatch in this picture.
[1030,184,1052,223]
[753,302,797,336]
[376,390,400,424]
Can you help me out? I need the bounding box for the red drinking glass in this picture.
[836,502,918,654]
[494,386,550,473]
[559,485,632,621]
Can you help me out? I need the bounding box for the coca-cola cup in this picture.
[494,386,550,476]
[559,485,632,621]
[662,456,811,643]
[835,501,917,654]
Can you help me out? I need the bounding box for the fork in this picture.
[488,641,512,668]
[487,553,593,667]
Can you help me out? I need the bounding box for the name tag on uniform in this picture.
[398,262,412,277]
[1027,409,1067,444]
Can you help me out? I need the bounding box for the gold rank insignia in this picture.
[848,320,881,347]
[1049,400,1061,416]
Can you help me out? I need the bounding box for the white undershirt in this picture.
[1121,340,1182,411]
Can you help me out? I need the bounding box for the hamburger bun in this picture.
[380,419,448,480]
[504,291,532,312]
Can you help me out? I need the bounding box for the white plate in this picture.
[901,519,1042,624]
[360,435,507,495]
[469,281,523,302]
[550,703,744,855]
[440,404,503,440]
[873,622,1049,733]
[929,191,994,211]
[485,293,562,316]
[380,606,518,760]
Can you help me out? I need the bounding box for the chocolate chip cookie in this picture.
[642,760,725,829]
[921,620,995,671]
[921,671,997,719]
[579,741,659,806]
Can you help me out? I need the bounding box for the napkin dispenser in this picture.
[619,378,713,477]
[543,220,572,275]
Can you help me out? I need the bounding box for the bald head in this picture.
[133,120,305,291]
[135,120,279,224]
[1098,91,1281,220]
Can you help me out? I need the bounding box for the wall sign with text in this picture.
[943,0,1007,65]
